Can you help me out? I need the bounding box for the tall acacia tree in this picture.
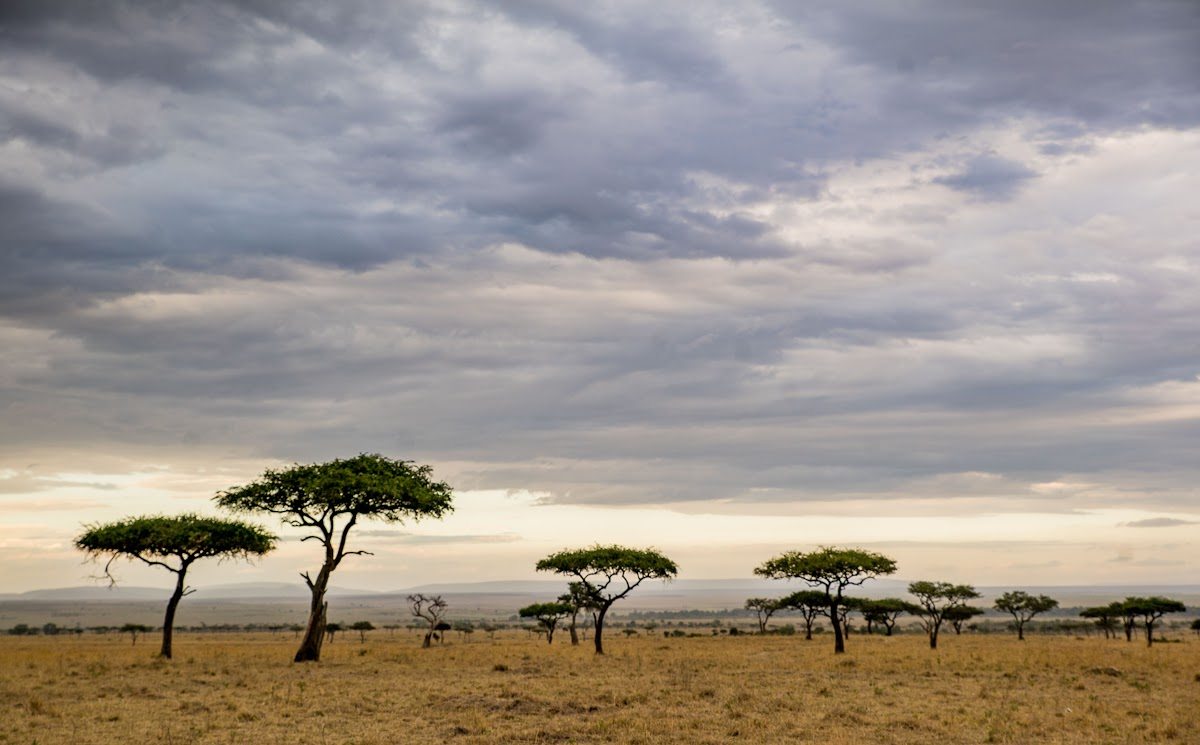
[907,581,981,649]
[75,514,274,659]
[535,545,677,655]
[1123,596,1186,647]
[216,454,453,662]
[755,546,897,653]
[994,591,1058,640]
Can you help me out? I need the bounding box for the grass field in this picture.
[4,631,1199,744]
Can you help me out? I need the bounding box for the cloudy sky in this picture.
[2,0,1199,593]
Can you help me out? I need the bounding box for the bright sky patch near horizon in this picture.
[1,1,1199,593]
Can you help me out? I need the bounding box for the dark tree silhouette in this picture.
[779,590,828,640]
[75,514,274,659]
[755,547,897,653]
[120,623,152,646]
[325,622,342,643]
[857,598,919,636]
[744,597,785,634]
[216,454,453,662]
[558,582,597,646]
[994,591,1058,640]
[409,593,448,648]
[350,621,375,643]
[519,602,572,644]
[943,605,985,634]
[1080,605,1121,639]
[1123,596,1186,647]
[536,545,677,655]
[907,581,981,649]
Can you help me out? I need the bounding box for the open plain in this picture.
[4,631,1199,744]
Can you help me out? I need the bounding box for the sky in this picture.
[2,0,1199,593]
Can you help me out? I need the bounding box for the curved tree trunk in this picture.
[594,605,610,655]
[160,568,188,659]
[295,567,331,662]
[830,597,845,654]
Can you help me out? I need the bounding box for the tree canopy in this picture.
[216,454,454,662]
[907,581,981,649]
[755,546,897,653]
[994,591,1058,640]
[536,545,677,654]
[75,514,274,658]
[519,602,573,644]
[1122,596,1186,646]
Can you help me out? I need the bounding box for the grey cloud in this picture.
[935,155,1038,201]
[2,1,1199,519]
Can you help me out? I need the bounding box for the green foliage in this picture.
[75,513,275,576]
[519,602,573,621]
[215,453,453,526]
[778,590,831,610]
[754,547,898,591]
[994,591,1058,618]
[907,581,981,647]
[535,545,677,606]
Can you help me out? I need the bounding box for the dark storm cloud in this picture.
[2,0,1199,517]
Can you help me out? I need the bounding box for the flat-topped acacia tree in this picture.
[755,547,897,653]
[908,581,981,649]
[75,514,275,659]
[216,454,453,662]
[536,545,677,654]
[994,591,1058,640]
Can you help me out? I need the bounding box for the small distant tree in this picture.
[779,590,830,640]
[519,602,572,644]
[325,622,342,643]
[744,597,784,634]
[943,605,985,634]
[907,581,981,649]
[7,624,35,636]
[215,454,454,662]
[1190,618,1200,637]
[1079,606,1120,639]
[409,593,448,648]
[350,621,375,643]
[1123,596,1186,647]
[452,621,475,642]
[857,598,918,636]
[75,514,275,659]
[755,547,898,653]
[558,582,597,646]
[120,623,152,646]
[994,591,1058,640]
[536,545,678,655]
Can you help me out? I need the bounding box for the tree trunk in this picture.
[423,629,433,648]
[546,624,555,645]
[1145,620,1154,647]
[1017,622,1025,641]
[568,612,579,646]
[929,623,939,649]
[830,597,845,654]
[1123,620,1134,642]
[294,567,331,662]
[159,568,188,659]
[594,605,610,655]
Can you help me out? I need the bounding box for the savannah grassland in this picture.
[3,631,1199,744]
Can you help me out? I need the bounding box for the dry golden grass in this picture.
[3,631,1199,744]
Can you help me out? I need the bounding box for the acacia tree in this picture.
[350,621,375,643]
[858,598,918,636]
[1080,605,1121,639]
[907,581,981,649]
[779,590,828,640]
[216,454,453,662]
[558,582,597,646]
[519,602,572,644]
[75,514,274,659]
[755,547,898,654]
[1123,596,1186,647]
[744,597,785,634]
[994,591,1058,640]
[943,605,984,635]
[535,545,678,655]
[409,593,448,648]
